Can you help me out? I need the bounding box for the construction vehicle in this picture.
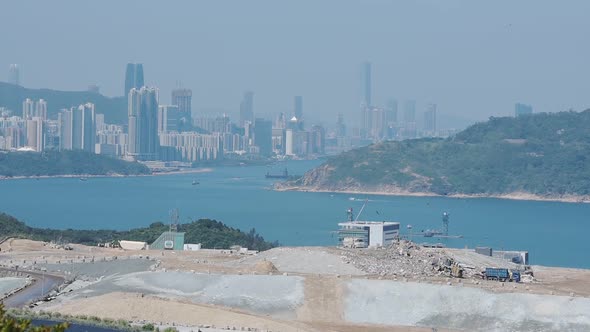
[510,270,521,282]
[342,237,366,248]
[450,262,464,278]
[484,268,521,282]
[440,258,464,278]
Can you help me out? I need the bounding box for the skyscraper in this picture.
[294,96,303,120]
[158,105,180,133]
[26,117,43,151]
[8,64,19,86]
[79,103,96,152]
[171,89,192,115]
[311,125,325,155]
[403,100,416,123]
[239,91,254,126]
[128,87,159,160]
[59,103,95,152]
[361,61,372,108]
[22,98,34,119]
[58,109,73,150]
[424,103,437,135]
[336,113,346,137]
[386,99,398,124]
[515,103,533,117]
[253,118,272,156]
[95,113,105,131]
[124,63,144,97]
[35,99,47,120]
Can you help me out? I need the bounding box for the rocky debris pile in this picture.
[252,260,279,274]
[340,240,478,279]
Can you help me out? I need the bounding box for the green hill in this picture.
[0,150,150,177]
[284,110,590,200]
[0,213,277,251]
[0,82,127,124]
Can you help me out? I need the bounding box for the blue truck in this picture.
[485,268,510,281]
[484,268,521,282]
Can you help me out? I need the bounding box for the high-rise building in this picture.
[25,117,44,151]
[8,64,19,86]
[79,103,96,152]
[386,99,398,124]
[171,89,192,114]
[22,98,34,119]
[95,113,105,131]
[58,109,73,151]
[124,63,144,97]
[310,125,325,155]
[515,103,533,117]
[35,99,47,120]
[239,91,254,126]
[59,103,95,152]
[23,99,47,120]
[159,132,223,162]
[253,118,273,156]
[424,103,437,135]
[361,61,372,108]
[285,129,294,156]
[403,100,416,123]
[294,96,303,120]
[158,105,180,133]
[128,87,159,160]
[336,113,346,137]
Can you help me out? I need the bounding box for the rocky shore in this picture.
[274,184,590,204]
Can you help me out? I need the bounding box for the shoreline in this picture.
[0,168,214,181]
[274,186,590,204]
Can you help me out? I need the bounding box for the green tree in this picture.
[0,305,69,332]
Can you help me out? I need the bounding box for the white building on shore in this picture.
[337,221,400,248]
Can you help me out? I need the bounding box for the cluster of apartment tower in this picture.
[0,63,326,162]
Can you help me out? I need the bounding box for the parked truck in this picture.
[484,268,521,282]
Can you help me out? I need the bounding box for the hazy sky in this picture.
[1,0,589,127]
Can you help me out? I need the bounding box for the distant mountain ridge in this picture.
[0,81,127,124]
[279,110,590,202]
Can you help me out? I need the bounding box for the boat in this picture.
[192,180,199,185]
[79,177,88,181]
[265,168,290,179]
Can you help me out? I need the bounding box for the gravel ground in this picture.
[0,277,28,295]
[226,247,365,276]
[344,279,590,332]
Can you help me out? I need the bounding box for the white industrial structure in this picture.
[338,221,400,248]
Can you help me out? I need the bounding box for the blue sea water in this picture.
[1,159,589,269]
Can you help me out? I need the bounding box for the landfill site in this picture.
[1,238,590,332]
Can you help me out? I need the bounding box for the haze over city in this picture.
[2,1,590,331]
[2,0,589,127]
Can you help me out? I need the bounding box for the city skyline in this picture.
[2,1,588,127]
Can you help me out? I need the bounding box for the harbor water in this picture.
[1,160,589,269]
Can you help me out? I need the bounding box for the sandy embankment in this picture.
[275,185,590,204]
[50,292,310,332]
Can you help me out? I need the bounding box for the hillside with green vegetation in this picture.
[0,150,150,177]
[284,110,590,200]
[0,213,278,251]
[0,82,126,124]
